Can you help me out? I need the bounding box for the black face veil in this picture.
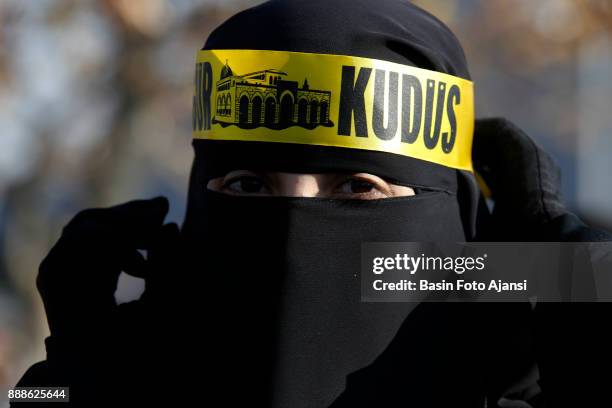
[178,0,525,406]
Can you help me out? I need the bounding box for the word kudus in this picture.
[337,65,461,153]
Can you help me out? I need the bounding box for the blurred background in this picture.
[0,0,611,404]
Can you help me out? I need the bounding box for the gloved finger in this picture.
[142,222,182,301]
[36,197,170,337]
[472,117,564,220]
[62,196,170,250]
[38,241,149,337]
[148,222,181,263]
[120,249,147,279]
[473,118,560,190]
[38,197,169,295]
[473,117,540,188]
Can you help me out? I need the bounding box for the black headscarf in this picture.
[192,0,481,237]
[181,1,529,406]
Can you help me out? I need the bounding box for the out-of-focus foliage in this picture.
[1,0,611,401]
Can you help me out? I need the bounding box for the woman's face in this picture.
[207,171,415,200]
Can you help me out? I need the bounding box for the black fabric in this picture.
[180,137,525,407]
[183,2,490,397]
[530,214,612,408]
[13,203,609,407]
[183,1,496,406]
[204,0,471,81]
[184,189,467,406]
[191,0,483,235]
[190,141,481,239]
[181,188,538,407]
[14,0,612,407]
[11,198,179,407]
[472,117,612,408]
[192,140,460,193]
[197,0,479,228]
[13,1,495,406]
[473,118,566,240]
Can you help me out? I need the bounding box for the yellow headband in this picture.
[193,49,474,171]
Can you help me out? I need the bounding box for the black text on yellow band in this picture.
[193,49,474,171]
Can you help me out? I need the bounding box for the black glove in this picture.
[473,117,611,242]
[473,118,612,407]
[32,197,180,405]
[472,117,566,240]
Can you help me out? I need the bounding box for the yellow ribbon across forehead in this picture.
[193,49,475,171]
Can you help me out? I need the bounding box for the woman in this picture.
[14,0,611,407]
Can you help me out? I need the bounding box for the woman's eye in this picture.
[223,176,267,194]
[337,177,389,198]
[347,179,376,194]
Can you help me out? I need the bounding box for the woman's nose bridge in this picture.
[279,173,321,197]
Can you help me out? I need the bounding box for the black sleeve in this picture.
[541,212,612,242]
[14,361,52,388]
[10,361,57,408]
[533,213,612,407]
[11,300,149,407]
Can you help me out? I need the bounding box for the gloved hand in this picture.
[472,117,612,242]
[472,117,567,239]
[473,118,612,407]
[37,197,175,336]
[34,196,181,404]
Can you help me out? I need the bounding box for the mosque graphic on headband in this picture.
[212,61,334,130]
